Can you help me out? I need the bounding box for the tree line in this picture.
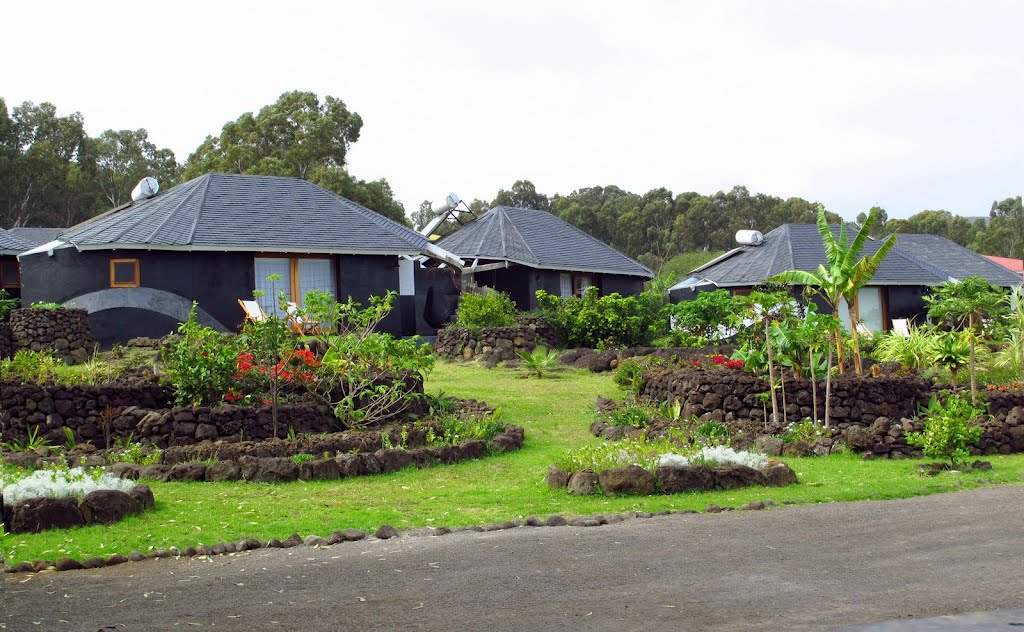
[2,92,1019,270]
[417,180,1022,272]
[0,91,408,228]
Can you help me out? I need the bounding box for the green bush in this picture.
[516,346,560,378]
[0,289,18,321]
[664,290,742,342]
[455,290,518,332]
[906,394,985,466]
[161,304,240,405]
[536,287,664,348]
[607,405,652,427]
[435,411,506,445]
[612,358,647,394]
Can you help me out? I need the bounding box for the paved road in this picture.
[3,486,1023,631]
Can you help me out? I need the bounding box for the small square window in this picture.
[110,258,140,287]
[0,261,18,288]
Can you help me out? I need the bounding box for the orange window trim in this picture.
[110,258,140,288]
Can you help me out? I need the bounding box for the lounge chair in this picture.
[891,319,911,337]
[238,299,267,323]
[285,301,323,335]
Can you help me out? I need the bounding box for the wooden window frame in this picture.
[0,261,19,289]
[571,273,596,297]
[254,254,334,305]
[110,258,140,288]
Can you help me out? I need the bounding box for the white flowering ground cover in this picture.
[0,466,136,506]
[658,446,769,469]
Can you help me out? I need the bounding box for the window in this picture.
[110,258,140,288]
[0,261,19,288]
[559,273,572,298]
[254,256,336,316]
[572,274,594,297]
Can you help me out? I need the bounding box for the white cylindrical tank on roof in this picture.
[131,177,160,201]
[431,193,461,216]
[736,230,764,246]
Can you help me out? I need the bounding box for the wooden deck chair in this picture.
[285,301,323,335]
[855,321,872,336]
[238,299,267,324]
[891,318,911,337]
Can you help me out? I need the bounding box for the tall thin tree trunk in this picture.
[832,306,845,375]
[825,345,833,429]
[850,296,863,375]
[810,347,819,427]
[766,320,780,427]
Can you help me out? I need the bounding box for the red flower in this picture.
[692,360,701,366]
[224,392,238,401]
[712,355,725,364]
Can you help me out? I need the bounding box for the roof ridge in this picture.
[499,208,540,265]
[143,175,207,243]
[889,240,950,282]
[188,174,213,244]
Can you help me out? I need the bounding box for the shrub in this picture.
[0,288,18,321]
[161,304,240,405]
[663,290,742,342]
[455,290,518,332]
[607,405,652,428]
[613,358,647,395]
[693,420,731,445]
[536,287,664,348]
[435,411,506,445]
[906,394,985,467]
[874,326,935,370]
[781,418,831,444]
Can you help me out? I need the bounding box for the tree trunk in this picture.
[810,347,819,427]
[832,305,845,375]
[766,320,780,426]
[825,345,833,429]
[850,296,863,375]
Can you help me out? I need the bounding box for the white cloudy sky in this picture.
[4,0,1021,220]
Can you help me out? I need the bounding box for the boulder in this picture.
[205,460,242,482]
[374,449,413,473]
[762,462,799,487]
[782,441,812,457]
[598,465,656,496]
[754,435,784,457]
[108,462,141,480]
[168,462,207,482]
[714,465,768,490]
[656,465,715,493]
[129,484,155,510]
[241,457,298,483]
[79,490,141,525]
[845,426,872,451]
[375,524,400,539]
[567,470,599,495]
[139,464,172,482]
[545,464,571,489]
[7,497,85,533]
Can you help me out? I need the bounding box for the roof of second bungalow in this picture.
[9,227,64,247]
[688,223,1022,288]
[436,206,654,278]
[0,228,34,256]
[55,173,440,257]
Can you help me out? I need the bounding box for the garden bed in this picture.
[546,460,797,496]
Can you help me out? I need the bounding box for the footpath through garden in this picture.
[4,485,1023,631]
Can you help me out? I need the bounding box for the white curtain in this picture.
[254,258,291,317]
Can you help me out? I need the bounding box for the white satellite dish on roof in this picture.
[131,177,160,202]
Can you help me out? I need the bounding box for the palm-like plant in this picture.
[770,205,896,374]
[516,346,561,378]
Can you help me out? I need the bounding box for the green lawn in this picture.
[4,361,1023,566]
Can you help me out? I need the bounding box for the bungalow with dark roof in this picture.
[17,173,464,344]
[435,206,654,309]
[671,224,1022,332]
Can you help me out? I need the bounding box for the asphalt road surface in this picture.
[3,485,1023,631]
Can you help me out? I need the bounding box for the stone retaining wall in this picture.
[435,320,560,364]
[0,323,11,360]
[1,485,154,534]
[9,307,95,363]
[639,368,1024,457]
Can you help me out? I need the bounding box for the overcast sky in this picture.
[4,1,1021,220]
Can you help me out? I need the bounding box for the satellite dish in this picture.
[131,177,160,202]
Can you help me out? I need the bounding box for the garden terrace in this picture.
[7,306,95,363]
[435,320,560,364]
[559,345,738,373]
[639,368,1024,457]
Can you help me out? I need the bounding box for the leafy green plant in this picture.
[906,394,985,467]
[286,426,297,441]
[30,301,62,310]
[112,441,162,466]
[455,290,519,332]
[536,286,665,349]
[613,358,647,395]
[607,405,652,428]
[516,346,561,378]
[693,420,730,445]
[0,288,19,321]
[664,289,743,342]
[62,427,78,450]
[781,418,831,444]
[435,411,506,446]
[291,453,315,465]
[874,325,935,371]
[931,331,971,389]
[1,425,52,452]
[161,303,240,405]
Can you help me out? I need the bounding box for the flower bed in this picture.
[1,466,154,534]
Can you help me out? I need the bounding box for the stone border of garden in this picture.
[560,345,739,373]
[103,424,526,484]
[546,460,798,496]
[2,495,792,574]
[434,320,560,365]
[1,484,154,534]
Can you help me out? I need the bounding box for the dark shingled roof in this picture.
[9,227,64,247]
[436,206,653,278]
[0,228,33,255]
[691,224,1023,288]
[58,173,431,255]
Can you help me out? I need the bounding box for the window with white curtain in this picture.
[253,256,336,317]
[559,273,572,298]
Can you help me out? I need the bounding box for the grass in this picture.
[3,361,1024,565]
